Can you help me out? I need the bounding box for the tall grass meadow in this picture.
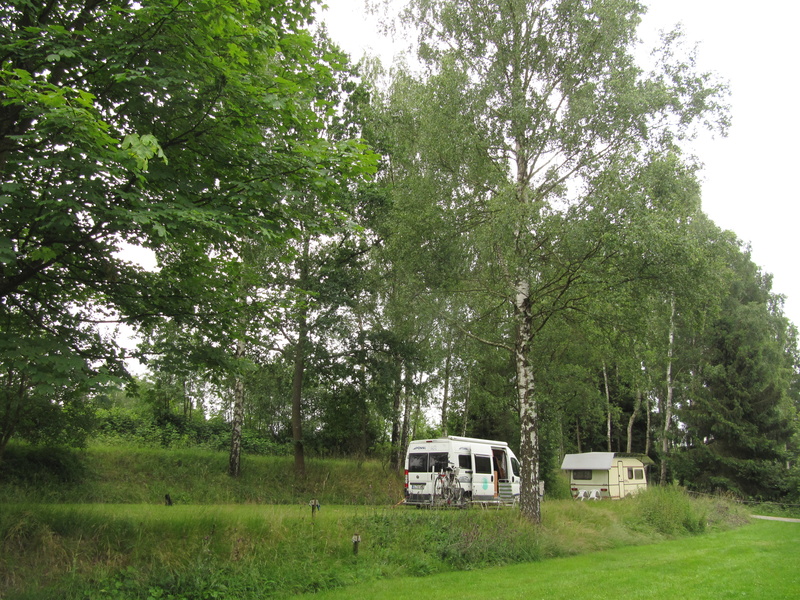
[0,445,749,599]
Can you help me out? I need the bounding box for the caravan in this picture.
[560,452,650,499]
[404,436,521,506]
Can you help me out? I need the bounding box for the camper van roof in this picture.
[560,452,616,470]
[407,436,509,447]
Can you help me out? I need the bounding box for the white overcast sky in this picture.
[321,0,800,328]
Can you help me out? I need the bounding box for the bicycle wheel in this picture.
[450,478,465,507]
[432,476,446,507]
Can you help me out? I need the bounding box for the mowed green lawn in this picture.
[297,519,799,600]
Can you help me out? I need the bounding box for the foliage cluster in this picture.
[92,406,291,456]
[0,487,746,600]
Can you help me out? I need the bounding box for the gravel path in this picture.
[751,514,800,523]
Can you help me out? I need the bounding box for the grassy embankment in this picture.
[0,445,752,599]
[297,518,800,600]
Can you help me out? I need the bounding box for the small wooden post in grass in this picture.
[309,498,320,518]
[352,533,361,555]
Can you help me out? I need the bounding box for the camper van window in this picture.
[458,454,472,470]
[431,452,449,472]
[474,455,492,474]
[634,469,644,480]
[408,453,428,473]
[573,470,592,480]
[511,457,521,478]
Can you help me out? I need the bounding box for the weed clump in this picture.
[631,485,707,535]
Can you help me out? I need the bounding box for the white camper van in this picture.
[404,436,521,507]
[560,452,649,499]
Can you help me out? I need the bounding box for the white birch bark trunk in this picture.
[660,296,676,484]
[461,374,470,436]
[626,388,642,454]
[441,337,452,437]
[603,362,612,451]
[515,278,541,524]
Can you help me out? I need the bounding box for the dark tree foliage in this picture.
[674,252,799,499]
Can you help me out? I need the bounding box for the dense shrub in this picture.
[631,485,707,535]
[0,445,88,486]
[92,407,290,456]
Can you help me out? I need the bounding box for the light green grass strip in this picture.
[298,520,800,600]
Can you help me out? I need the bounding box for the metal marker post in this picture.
[352,533,361,555]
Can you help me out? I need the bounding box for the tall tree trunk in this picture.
[291,236,311,479]
[461,373,471,436]
[515,279,541,524]
[660,296,676,484]
[0,383,25,466]
[401,367,412,457]
[626,387,642,453]
[603,361,612,451]
[441,336,452,436]
[291,309,308,479]
[413,381,423,440]
[389,354,403,472]
[645,392,652,456]
[182,378,192,419]
[359,401,368,459]
[228,339,246,477]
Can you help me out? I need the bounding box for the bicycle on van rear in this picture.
[431,463,465,508]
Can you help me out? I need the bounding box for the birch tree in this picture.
[392,0,727,522]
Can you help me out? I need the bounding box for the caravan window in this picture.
[431,452,449,472]
[458,454,472,470]
[474,455,492,474]
[573,470,592,480]
[627,467,644,480]
[408,453,428,473]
